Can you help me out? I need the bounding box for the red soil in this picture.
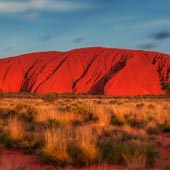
[0,149,55,170]
[0,149,125,170]
[155,133,170,169]
[0,47,170,96]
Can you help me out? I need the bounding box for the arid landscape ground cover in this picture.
[0,92,170,170]
[0,1,170,169]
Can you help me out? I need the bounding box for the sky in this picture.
[0,0,170,58]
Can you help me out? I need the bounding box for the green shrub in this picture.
[126,116,146,128]
[98,140,159,167]
[58,103,89,115]
[145,144,159,167]
[125,140,159,168]
[110,115,124,126]
[67,143,86,166]
[84,113,98,123]
[98,141,125,164]
[67,142,97,166]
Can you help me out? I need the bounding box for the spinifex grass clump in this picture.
[98,141,125,164]
[41,125,99,166]
[110,114,124,126]
[98,139,159,169]
[6,117,24,142]
[123,140,159,168]
[41,126,71,166]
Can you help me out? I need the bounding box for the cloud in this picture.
[150,19,170,27]
[41,35,51,41]
[149,30,170,40]
[23,12,39,20]
[137,43,157,50]
[72,37,85,43]
[0,0,93,13]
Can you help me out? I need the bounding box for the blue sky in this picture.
[0,0,170,58]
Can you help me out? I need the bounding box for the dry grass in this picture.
[42,125,99,164]
[0,96,169,168]
[93,105,111,126]
[5,117,24,141]
[42,126,71,163]
[35,107,80,124]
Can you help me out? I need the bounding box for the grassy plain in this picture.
[0,93,170,170]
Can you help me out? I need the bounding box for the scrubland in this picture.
[0,93,170,170]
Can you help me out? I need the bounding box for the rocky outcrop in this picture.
[0,47,170,96]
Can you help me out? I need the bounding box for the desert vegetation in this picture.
[0,93,170,169]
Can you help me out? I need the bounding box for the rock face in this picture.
[0,47,170,96]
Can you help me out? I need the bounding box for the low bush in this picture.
[0,134,13,148]
[124,140,159,168]
[84,113,98,123]
[67,142,98,166]
[41,92,58,102]
[126,116,147,128]
[58,103,88,115]
[67,142,87,166]
[98,141,125,164]
[98,139,159,168]
[110,115,124,126]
